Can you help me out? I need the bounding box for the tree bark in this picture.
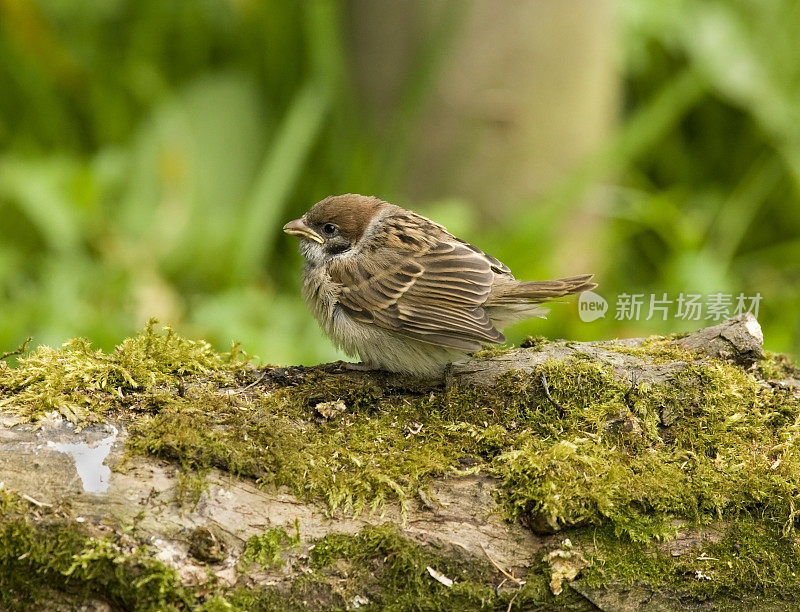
[1,313,798,610]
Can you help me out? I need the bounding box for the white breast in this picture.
[301,262,466,376]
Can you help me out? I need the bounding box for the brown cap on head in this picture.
[305,194,387,242]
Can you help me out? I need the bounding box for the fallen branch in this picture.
[1,314,798,610]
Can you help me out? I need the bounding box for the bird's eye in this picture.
[322,223,338,236]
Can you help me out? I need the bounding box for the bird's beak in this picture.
[283,218,324,244]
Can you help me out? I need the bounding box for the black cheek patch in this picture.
[325,241,351,255]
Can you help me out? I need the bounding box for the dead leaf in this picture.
[545,542,587,595]
[314,400,347,419]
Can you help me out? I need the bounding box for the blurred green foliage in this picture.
[595,0,800,354]
[0,0,797,364]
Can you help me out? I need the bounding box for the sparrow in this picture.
[284,194,596,377]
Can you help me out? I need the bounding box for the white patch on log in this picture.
[743,313,763,345]
[46,425,117,493]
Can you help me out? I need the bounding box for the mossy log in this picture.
[1,314,800,610]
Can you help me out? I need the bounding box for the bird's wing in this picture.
[329,238,505,351]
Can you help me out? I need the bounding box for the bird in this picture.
[283,194,596,377]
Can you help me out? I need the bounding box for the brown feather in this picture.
[293,194,596,366]
[486,274,597,304]
[328,217,506,349]
[305,194,385,241]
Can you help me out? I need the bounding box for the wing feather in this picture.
[329,236,505,350]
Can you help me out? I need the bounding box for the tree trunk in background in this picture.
[346,0,618,215]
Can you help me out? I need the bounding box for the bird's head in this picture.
[283,194,386,263]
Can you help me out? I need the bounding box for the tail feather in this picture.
[487,274,596,304]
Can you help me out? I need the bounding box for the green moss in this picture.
[472,336,550,358]
[203,524,585,610]
[0,319,248,422]
[306,524,585,611]
[6,323,800,538]
[176,467,212,508]
[471,344,514,359]
[603,334,703,363]
[0,497,574,612]
[203,590,301,612]
[240,521,301,570]
[0,336,31,364]
[4,323,800,599]
[760,350,800,380]
[579,517,800,606]
[484,358,800,539]
[0,490,194,611]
